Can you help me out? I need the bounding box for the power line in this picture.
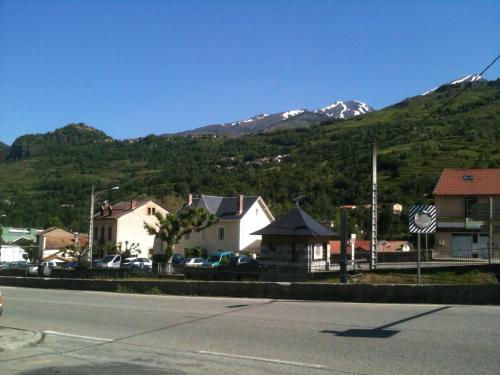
[415,53,500,127]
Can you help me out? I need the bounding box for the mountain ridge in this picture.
[173,100,374,137]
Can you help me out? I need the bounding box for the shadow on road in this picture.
[18,362,184,375]
[322,305,450,338]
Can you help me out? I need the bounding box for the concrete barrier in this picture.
[0,276,499,305]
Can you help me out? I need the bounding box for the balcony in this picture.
[437,217,487,230]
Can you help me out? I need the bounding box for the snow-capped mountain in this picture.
[421,74,484,96]
[319,100,372,119]
[176,100,374,137]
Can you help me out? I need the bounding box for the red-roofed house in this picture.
[433,168,500,258]
[93,199,169,258]
[37,227,88,260]
[330,240,411,256]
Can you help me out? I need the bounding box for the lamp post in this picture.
[88,185,119,267]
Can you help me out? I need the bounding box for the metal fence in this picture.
[327,246,500,272]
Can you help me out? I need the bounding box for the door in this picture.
[452,234,472,258]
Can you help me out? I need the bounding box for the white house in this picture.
[93,199,170,258]
[174,194,274,256]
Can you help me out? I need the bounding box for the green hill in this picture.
[0,80,499,237]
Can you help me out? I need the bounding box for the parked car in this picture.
[230,255,254,266]
[122,257,152,271]
[61,262,80,270]
[182,257,205,267]
[95,254,121,269]
[41,261,62,269]
[170,253,185,265]
[26,263,51,277]
[202,251,234,268]
[0,261,29,271]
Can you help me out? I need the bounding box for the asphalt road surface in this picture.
[0,286,499,374]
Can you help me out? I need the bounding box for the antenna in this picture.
[292,195,306,208]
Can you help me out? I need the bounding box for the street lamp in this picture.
[88,185,119,267]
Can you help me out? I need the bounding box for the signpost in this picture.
[409,205,436,284]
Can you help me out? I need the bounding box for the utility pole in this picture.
[88,185,95,266]
[489,197,493,265]
[370,143,378,270]
[88,185,119,267]
[340,209,348,283]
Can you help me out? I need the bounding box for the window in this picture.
[218,227,225,241]
[100,227,104,240]
[108,227,112,240]
[185,232,191,240]
[465,197,478,217]
[93,227,98,240]
[269,243,276,252]
[313,244,324,260]
[201,230,206,240]
[147,207,156,215]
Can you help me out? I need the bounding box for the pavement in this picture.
[1,286,500,374]
[0,326,43,352]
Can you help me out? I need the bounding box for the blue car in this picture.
[202,251,234,268]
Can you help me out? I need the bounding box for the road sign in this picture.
[409,205,436,233]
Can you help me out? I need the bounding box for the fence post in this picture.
[417,233,421,284]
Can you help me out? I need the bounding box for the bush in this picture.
[185,246,203,258]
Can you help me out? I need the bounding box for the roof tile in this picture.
[433,168,500,196]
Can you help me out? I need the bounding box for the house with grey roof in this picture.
[175,194,274,256]
[252,207,335,280]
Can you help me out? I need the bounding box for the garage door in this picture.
[452,234,472,258]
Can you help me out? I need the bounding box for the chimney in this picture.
[237,194,244,215]
[188,194,193,206]
[130,200,137,210]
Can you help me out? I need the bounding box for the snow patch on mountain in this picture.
[450,74,481,85]
[319,100,372,119]
[282,110,305,119]
[421,74,483,95]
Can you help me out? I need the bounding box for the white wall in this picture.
[0,245,28,262]
[239,199,273,253]
[116,201,169,257]
[176,221,240,255]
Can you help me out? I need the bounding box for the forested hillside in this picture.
[0,80,499,239]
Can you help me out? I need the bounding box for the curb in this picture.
[0,326,44,352]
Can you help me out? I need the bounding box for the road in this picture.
[0,286,499,374]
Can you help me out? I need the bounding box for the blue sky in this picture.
[0,0,499,145]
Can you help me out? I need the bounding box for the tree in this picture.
[61,241,89,268]
[144,208,218,263]
[16,238,38,262]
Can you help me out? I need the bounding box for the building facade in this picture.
[175,194,274,256]
[434,168,500,259]
[93,199,169,258]
[253,207,335,280]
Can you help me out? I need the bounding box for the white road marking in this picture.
[198,350,329,370]
[43,330,114,342]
